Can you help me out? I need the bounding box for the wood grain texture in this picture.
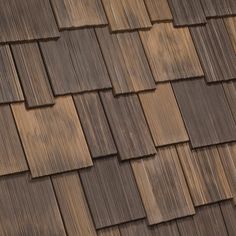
[41,29,111,95]
[218,144,236,204]
[200,0,236,17]
[0,0,59,43]
[50,0,107,29]
[220,201,236,236]
[12,96,92,177]
[139,83,188,146]
[177,204,228,236]
[100,90,156,160]
[167,0,206,26]
[140,23,203,82]
[119,220,180,236]
[0,173,66,235]
[225,17,236,53]
[0,45,24,103]
[144,0,172,22]
[11,42,54,108]
[131,146,195,224]
[190,19,236,82]
[172,79,236,147]
[102,0,151,31]
[79,156,146,229]
[73,92,117,158]
[223,81,236,121]
[0,105,28,176]
[96,27,155,94]
[176,143,232,206]
[98,227,120,236]
[52,172,96,236]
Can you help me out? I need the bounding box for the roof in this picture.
[0,0,235,235]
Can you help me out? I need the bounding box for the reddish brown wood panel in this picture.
[223,81,236,122]
[119,220,180,236]
[11,96,92,177]
[167,0,206,26]
[102,0,151,31]
[40,29,111,95]
[0,0,59,43]
[200,0,236,17]
[11,42,54,108]
[177,204,228,236]
[225,17,236,53]
[52,172,97,236]
[0,173,66,235]
[79,157,146,229]
[172,79,236,147]
[0,45,24,103]
[96,27,155,94]
[0,105,28,176]
[100,91,156,160]
[140,23,203,82]
[50,0,107,29]
[131,146,195,224]
[176,143,232,206]
[139,83,188,146]
[73,92,117,158]
[190,19,236,82]
[144,0,172,22]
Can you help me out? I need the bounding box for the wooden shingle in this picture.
[140,23,203,82]
[100,91,156,160]
[225,17,236,53]
[131,146,195,224]
[12,96,92,177]
[80,156,146,229]
[96,27,155,94]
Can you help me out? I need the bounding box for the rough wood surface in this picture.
[190,19,236,82]
[40,29,111,94]
[79,157,146,229]
[0,173,66,235]
[168,0,206,26]
[176,143,232,206]
[102,0,151,31]
[11,42,54,108]
[225,17,236,53]
[0,0,59,43]
[177,204,228,236]
[51,0,107,29]
[144,0,172,22]
[140,23,203,82]
[139,83,188,146]
[131,146,195,224]
[96,27,155,94]
[0,105,28,176]
[100,90,156,160]
[12,96,92,177]
[98,227,121,236]
[172,79,236,147]
[52,172,97,236]
[73,92,117,158]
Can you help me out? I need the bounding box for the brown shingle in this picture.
[139,83,188,146]
[79,156,146,229]
[131,146,195,224]
[11,42,54,108]
[0,0,59,43]
[11,96,92,177]
[0,173,66,235]
[100,90,156,160]
[140,23,203,82]
[225,17,236,53]
[102,0,151,31]
[96,27,155,94]
[50,0,107,29]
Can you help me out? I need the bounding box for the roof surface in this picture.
[0,0,236,235]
